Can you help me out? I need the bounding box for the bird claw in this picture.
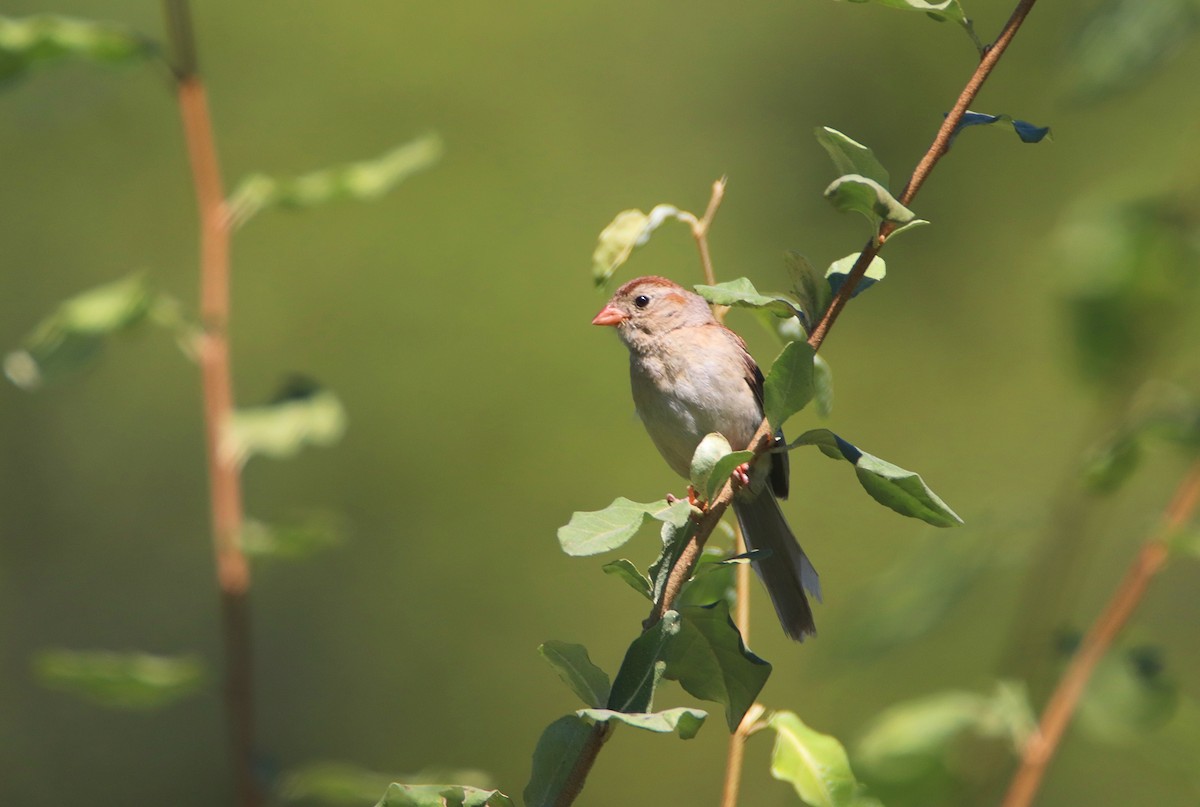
[668,486,706,511]
[732,462,752,489]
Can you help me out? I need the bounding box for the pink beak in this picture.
[591,305,628,327]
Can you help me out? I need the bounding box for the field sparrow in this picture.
[593,276,820,640]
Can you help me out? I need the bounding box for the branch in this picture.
[1001,459,1200,807]
[165,3,260,806]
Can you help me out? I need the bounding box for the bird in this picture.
[592,275,820,640]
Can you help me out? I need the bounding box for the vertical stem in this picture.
[719,523,754,807]
[166,3,259,805]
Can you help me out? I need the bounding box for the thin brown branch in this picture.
[693,177,727,288]
[168,3,260,805]
[806,0,1041,353]
[1001,459,1200,807]
[720,523,754,807]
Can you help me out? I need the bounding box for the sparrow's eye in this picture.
[634,294,650,309]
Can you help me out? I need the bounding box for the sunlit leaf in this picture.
[591,204,690,286]
[228,134,443,226]
[33,649,204,710]
[826,253,887,301]
[279,762,495,805]
[523,715,592,807]
[0,14,157,86]
[693,277,802,319]
[950,111,1052,145]
[538,641,611,709]
[837,0,980,49]
[240,513,347,560]
[558,497,693,557]
[768,710,881,807]
[664,602,772,732]
[602,559,653,599]
[375,783,512,807]
[785,251,831,329]
[576,707,707,739]
[815,127,889,188]
[691,432,733,501]
[706,450,755,504]
[4,274,160,389]
[813,354,834,418]
[763,340,816,429]
[825,174,917,229]
[227,377,347,464]
[606,611,680,713]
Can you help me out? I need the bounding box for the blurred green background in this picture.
[2,1,1199,805]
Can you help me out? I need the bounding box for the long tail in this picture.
[732,491,820,641]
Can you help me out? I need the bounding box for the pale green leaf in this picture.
[228,380,347,464]
[824,174,916,228]
[576,707,707,739]
[690,433,733,500]
[558,497,693,557]
[813,354,834,418]
[815,127,889,188]
[826,253,887,301]
[33,650,204,710]
[768,711,880,807]
[591,204,689,286]
[706,450,755,503]
[375,783,513,807]
[763,340,816,428]
[241,513,347,560]
[279,762,495,805]
[785,251,831,328]
[602,559,653,599]
[693,277,802,319]
[1078,649,1179,743]
[0,14,157,85]
[538,641,611,708]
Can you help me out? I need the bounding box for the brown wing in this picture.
[732,330,790,501]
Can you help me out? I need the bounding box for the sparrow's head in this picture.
[592,276,714,348]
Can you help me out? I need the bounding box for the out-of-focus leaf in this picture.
[768,710,881,807]
[0,14,157,86]
[33,650,204,710]
[855,681,1035,784]
[1057,199,1200,389]
[227,378,347,464]
[278,762,495,805]
[591,204,690,286]
[228,134,442,226]
[1078,646,1179,743]
[1080,430,1142,495]
[949,111,1052,145]
[764,340,816,429]
[790,429,962,527]
[816,127,890,188]
[375,783,512,807]
[538,641,611,709]
[523,715,592,807]
[826,253,887,301]
[576,707,707,739]
[838,0,981,50]
[694,277,803,319]
[602,559,653,599]
[4,274,161,389]
[664,602,772,732]
[240,513,347,560]
[785,251,831,329]
[1061,0,1200,104]
[606,611,680,713]
[558,497,693,557]
[824,174,917,229]
[813,354,834,418]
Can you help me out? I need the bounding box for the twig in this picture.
[164,3,260,806]
[720,523,754,807]
[692,177,727,288]
[1001,459,1200,807]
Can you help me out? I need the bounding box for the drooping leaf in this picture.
[228,134,442,226]
[576,707,707,739]
[375,783,513,807]
[691,432,733,499]
[602,559,652,600]
[693,277,803,319]
[4,274,161,389]
[789,429,962,527]
[32,650,204,710]
[278,762,495,805]
[826,253,887,301]
[950,111,1052,146]
[1077,647,1179,743]
[855,681,1035,784]
[591,204,690,286]
[664,602,772,731]
[523,715,593,807]
[768,711,881,807]
[558,497,693,557]
[606,611,681,713]
[240,513,347,560]
[763,340,816,429]
[0,14,157,86]
[227,377,347,464]
[538,641,611,709]
[815,127,890,188]
[785,251,831,329]
[824,174,917,229]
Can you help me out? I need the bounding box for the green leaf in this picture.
[228,378,347,464]
[375,783,513,807]
[844,0,967,24]
[649,517,697,602]
[693,277,802,319]
[785,251,831,329]
[824,174,917,228]
[4,274,159,389]
[826,253,887,301]
[813,354,834,418]
[676,547,737,609]
[228,134,442,226]
[32,650,204,710]
[279,762,496,805]
[606,611,681,713]
[0,14,157,85]
[240,513,347,560]
[789,429,962,526]
[1080,430,1142,495]
[856,682,1035,783]
[768,711,880,807]
[706,450,756,503]
[576,707,707,739]
[602,559,653,599]
[590,204,690,286]
[664,602,772,732]
[558,497,693,557]
[690,432,732,499]
[1078,648,1179,744]
[523,715,593,807]
[763,340,817,428]
[538,641,611,709]
[815,127,889,188]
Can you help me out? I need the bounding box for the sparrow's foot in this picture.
[732,462,752,489]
